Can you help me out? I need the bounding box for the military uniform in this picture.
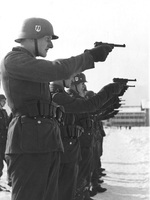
[66,89,94,200]
[90,95,123,196]
[66,74,123,200]
[89,116,107,196]
[0,45,94,200]
[0,108,9,178]
[50,83,106,200]
[50,80,122,200]
[50,84,82,200]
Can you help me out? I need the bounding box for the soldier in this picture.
[85,91,123,197]
[90,119,107,196]
[85,91,107,197]
[0,95,9,186]
[69,74,117,199]
[50,77,83,200]
[0,95,13,189]
[67,74,95,200]
[50,74,124,200]
[0,17,114,200]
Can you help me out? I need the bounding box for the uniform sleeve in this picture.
[52,88,116,114]
[4,51,94,83]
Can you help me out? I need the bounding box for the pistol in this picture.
[94,41,126,48]
[113,78,137,97]
[113,78,137,87]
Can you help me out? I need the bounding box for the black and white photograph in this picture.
[0,0,149,200]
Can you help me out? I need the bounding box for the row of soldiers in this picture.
[0,72,125,199]
[49,72,125,200]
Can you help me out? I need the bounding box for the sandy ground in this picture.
[0,127,149,200]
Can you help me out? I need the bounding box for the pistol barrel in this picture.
[127,79,137,81]
[113,78,137,82]
[126,85,135,87]
[113,44,126,47]
[94,42,126,47]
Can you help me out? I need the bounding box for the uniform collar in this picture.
[12,46,35,58]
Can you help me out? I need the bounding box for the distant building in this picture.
[104,100,150,127]
[141,99,150,126]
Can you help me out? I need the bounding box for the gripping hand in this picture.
[102,83,126,95]
[85,45,113,62]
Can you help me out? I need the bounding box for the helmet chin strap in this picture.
[75,85,79,94]
[0,102,3,109]
[63,80,66,88]
[34,39,39,56]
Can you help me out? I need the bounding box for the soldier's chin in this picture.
[40,51,47,57]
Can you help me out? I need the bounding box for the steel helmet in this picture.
[15,17,58,43]
[0,94,6,100]
[72,73,87,85]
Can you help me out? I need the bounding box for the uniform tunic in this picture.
[0,108,9,177]
[66,89,95,199]
[90,115,103,188]
[0,46,94,200]
[51,84,81,200]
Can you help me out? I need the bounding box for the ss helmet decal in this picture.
[35,25,41,32]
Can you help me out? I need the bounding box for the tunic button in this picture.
[88,132,90,135]
[37,120,42,124]
[69,142,72,145]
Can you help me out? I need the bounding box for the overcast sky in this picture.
[0,0,149,107]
